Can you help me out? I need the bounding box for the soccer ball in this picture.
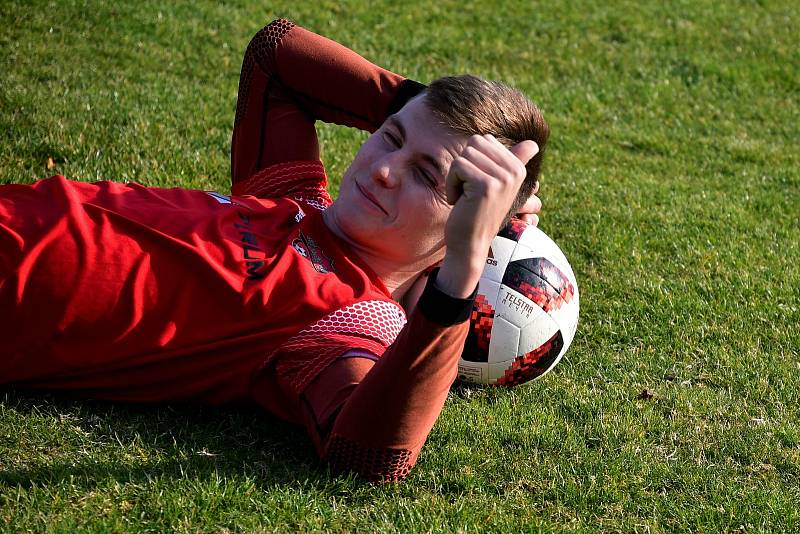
[459,219,579,386]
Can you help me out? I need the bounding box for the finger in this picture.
[518,213,539,226]
[447,156,489,205]
[445,164,465,205]
[471,134,520,168]
[473,135,538,178]
[459,136,530,188]
[518,194,542,215]
[532,180,540,195]
[459,144,508,179]
[447,155,495,200]
[509,140,539,165]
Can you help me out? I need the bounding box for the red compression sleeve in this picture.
[300,271,474,482]
[231,19,425,185]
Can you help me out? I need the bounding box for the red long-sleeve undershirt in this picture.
[231,19,473,481]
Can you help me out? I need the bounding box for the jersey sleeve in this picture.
[230,19,426,197]
[269,300,408,397]
[297,270,475,482]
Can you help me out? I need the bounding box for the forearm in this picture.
[437,252,485,299]
[316,271,474,481]
[241,19,424,132]
[231,18,425,185]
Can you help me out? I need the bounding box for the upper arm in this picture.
[231,20,321,187]
[231,19,426,192]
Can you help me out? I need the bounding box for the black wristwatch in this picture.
[417,268,477,326]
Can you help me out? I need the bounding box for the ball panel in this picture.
[478,277,502,305]
[462,293,494,363]
[496,330,565,386]
[486,315,521,364]
[495,284,550,329]
[462,279,501,363]
[547,291,580,349]
[457,360,487,384]
[481,234,517,284]
[518,309,560,355]
[497,218,528,241]
[516,226,576,286]
[502,257,574,314]
[488,361,512,383]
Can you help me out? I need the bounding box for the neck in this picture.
[343,237,435,301]
[322,210,441,307]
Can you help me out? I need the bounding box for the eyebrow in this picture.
[387,116,446,181]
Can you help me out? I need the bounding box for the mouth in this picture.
[356,181,388,215]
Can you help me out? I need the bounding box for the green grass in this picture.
[2,0,799,531]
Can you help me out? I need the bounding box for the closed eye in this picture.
[383,130,401,148]
[415,166,436,188]
[416,166,447,202]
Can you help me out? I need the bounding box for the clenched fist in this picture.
[437,134,539,298]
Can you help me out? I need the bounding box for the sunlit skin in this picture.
[323,94,539,308]
[324,95,462,296]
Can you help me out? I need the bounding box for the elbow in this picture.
[325,434,419,483]
[257,18,297,42]
[244,19,297,59]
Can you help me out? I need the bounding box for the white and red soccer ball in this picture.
[459,219,579,386]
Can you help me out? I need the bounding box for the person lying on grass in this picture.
[0,19,549,481]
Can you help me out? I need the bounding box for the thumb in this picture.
[509,140,539,165]
[445,170,464,206]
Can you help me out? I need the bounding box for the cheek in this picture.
[405,194,450,235]
[420,191,451,225]
[352,135,382,165]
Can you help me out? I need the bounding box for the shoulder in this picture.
[288,300,407,347]
[273,299,407,396]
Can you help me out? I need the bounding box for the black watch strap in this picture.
[416,268,477,326]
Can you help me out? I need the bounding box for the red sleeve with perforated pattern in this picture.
[300,307,470,482]
[230,19,410,190]
[271,300,407,396]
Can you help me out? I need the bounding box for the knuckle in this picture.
[484,178,502,194]
[470,134,490,150]
[497,169,515,185]
[452,155,469,170]
[510,164,526,183]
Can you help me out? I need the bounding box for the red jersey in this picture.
[1,19,474,482]
[0,166,406,405]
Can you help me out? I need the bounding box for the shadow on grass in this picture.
[0,388,356,491]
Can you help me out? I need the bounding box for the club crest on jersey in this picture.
[292,232,335,274]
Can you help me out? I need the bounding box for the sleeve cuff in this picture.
[416,268,477,326]
[387,79,427,116]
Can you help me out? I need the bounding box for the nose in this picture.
[369,151,402,189]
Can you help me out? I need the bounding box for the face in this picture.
[325,95,466,266]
